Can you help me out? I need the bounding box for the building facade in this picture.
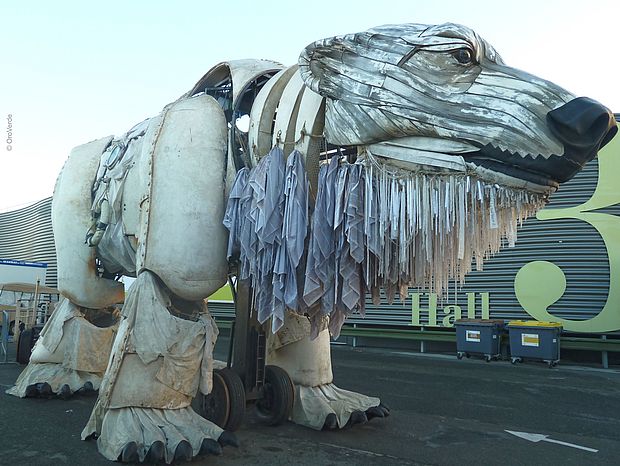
[0,198,56,287]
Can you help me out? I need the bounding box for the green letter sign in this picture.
[515,126,620,332]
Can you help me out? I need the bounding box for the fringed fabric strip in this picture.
[224,149,546,338]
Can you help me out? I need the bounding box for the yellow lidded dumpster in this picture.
[507,321,562,367]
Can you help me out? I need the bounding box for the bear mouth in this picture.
[462,144,562,190]
[366,138,561,194]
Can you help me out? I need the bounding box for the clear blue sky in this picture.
[1,0,618,211]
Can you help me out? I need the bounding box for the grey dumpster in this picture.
[507,321,562,367]
[455,319,504,362]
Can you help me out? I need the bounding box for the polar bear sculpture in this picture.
[8,22,616,464]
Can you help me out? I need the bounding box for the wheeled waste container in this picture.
[454,319,505,362]
[507,321,562,367]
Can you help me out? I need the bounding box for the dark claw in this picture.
[83,432,98,441]
[119,442,139,463]
[174,440,193,462]
[59,384,71,400]
[145,440,165,463]
[25,384,38,398]
[25,383,53,399]
[218,431,239,448]
[379,402,391,417]
[349,410,368,426]
[38,382,53,398]
[199,438,223,456]
[322,413,338,430]
[365,406,385,420]
[75,381,95,396]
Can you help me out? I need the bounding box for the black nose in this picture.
[547,97,617,152]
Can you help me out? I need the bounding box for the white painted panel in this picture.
[143,95,229,300]
[52,136,125,308]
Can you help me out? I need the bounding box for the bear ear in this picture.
[298,35,349,98]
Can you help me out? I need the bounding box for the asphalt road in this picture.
[1,338,620,466]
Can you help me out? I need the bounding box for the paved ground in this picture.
[1,338,620,465]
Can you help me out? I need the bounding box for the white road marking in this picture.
[505,430,598,453]
[319,442,401,460]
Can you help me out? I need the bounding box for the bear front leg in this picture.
[81,271,237,464]
[266,313,389,430]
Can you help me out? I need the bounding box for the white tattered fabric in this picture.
[224,146,546,338]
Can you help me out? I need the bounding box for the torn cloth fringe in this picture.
[224,149,546,338]
[224,147,309,334]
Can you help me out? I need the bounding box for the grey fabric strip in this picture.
[224,150,546,338]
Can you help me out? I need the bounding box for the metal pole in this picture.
[1,310,9,363]
[601,335,609,369]
[227,276,237,369]
[420,326,426,353]
[32,278,40,329]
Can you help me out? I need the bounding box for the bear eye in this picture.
[453,48,474,65]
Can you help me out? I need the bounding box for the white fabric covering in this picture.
[6,299,117,397]
[81,270,221,463]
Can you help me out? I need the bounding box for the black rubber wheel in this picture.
[192,368,246,432]
[484,355,492,363]
[193,371,229,428]
[16,329,33,364]
[217,368,246,432]
[256,365,294,426]
[456,352,463,360]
